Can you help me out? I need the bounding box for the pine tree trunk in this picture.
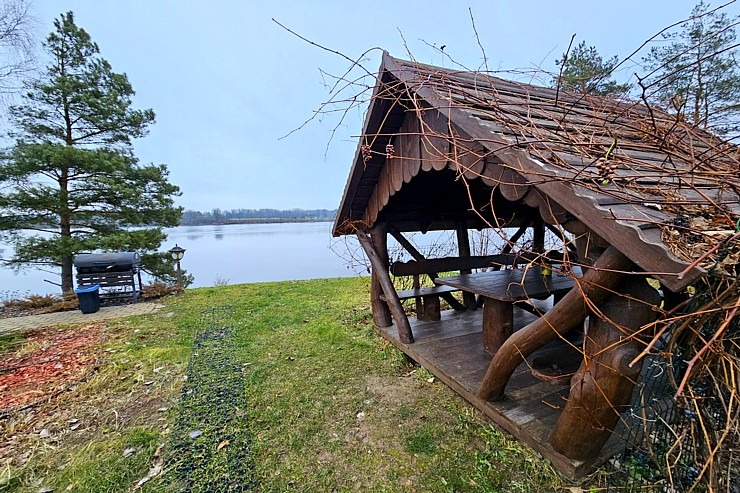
[61,252,73,294]
[59,166,73,294]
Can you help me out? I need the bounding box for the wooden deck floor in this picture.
[378,305,623,479]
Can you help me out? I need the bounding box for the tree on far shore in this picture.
[0,12,182,292]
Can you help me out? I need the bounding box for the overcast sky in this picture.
[29,0,727,211]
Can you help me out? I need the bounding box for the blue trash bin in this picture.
[75,284,101,314]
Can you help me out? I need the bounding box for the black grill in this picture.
[73,252,141,273]
[74,252,142,302]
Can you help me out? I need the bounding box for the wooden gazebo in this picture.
[333,53,740,478]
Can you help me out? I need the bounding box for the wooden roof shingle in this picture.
[334,53,740,292]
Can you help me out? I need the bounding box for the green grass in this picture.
[1,277,566,492]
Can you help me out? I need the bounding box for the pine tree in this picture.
[641,1,740,133]
[0,12,182,293]
[553,41,630,96]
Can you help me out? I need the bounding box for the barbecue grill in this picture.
[74,252,142,302]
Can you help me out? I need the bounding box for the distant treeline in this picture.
[180,208,337,226]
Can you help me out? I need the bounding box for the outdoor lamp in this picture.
[169,244,186,261]
[168,244,186,288]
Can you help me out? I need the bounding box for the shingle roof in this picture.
[334,52,740,291]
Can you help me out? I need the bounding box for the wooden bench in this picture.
[387,253,544,321]
[380,285,460,321]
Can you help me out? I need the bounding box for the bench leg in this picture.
[419,295,441,321]
[482,297,514,354]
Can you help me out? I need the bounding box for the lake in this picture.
[0,222,459,297]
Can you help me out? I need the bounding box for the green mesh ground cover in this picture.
[167,307,254,492]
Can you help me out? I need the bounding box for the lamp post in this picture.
[168,244,186,289]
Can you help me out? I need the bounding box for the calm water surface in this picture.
[166,222,364,287]
[0,222,364,296]
[0,222,458,297]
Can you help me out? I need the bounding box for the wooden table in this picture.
[435,268,577,354]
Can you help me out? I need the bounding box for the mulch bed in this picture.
[0,325,103,413]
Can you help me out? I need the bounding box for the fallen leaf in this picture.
[189,430,203,439]
[217,440,230,451]
[123,447,136,457]
[39,429,50,439]
[132,458,163,491]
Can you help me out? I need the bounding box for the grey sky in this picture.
[31,0,717,211]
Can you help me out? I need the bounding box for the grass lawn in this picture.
[1,277,568,492]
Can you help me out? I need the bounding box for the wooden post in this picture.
[533,217,545,254]
[369,225,393,328]
[477,246,634,401]
[357,231,414,343]
[412,274,422,319]
[456,222,477,310]
[549,277,661,461]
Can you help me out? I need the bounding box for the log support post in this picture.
[549,276,661,461]
[477,245,634,401]
[357,229,414,343]
[456,221,477,310]
[369,225,392,328]
[533,216,545,255]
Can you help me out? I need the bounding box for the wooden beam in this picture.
[388,226,426,262]
[357,231,414,343]
[477,246,634,401]
[388,226,467,311]
[545,222,578,254]
[391,254,529,276]
[456,222,477,310]
[495,222,531,268]
[370,225,393,327]
[533,216,545,254]
[549,276,661,461]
